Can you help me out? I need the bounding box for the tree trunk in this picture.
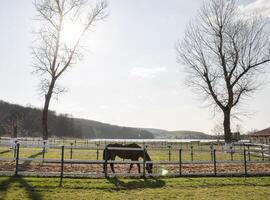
[42,78,55,140]
[223,108,232,143]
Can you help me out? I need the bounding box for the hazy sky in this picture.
[0,0,269,134]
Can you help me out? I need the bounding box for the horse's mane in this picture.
[125,143,152,161]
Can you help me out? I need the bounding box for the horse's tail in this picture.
[103,145,107,160]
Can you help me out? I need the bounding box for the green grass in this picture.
[0,176,269,200]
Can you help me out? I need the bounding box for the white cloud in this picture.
[239,0,270,17]
[130,67,167,78]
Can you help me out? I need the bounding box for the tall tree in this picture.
[176,0,270,143]
[32,0,107,141]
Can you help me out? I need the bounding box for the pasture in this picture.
[0,139,270,199]
[0,176,270,200]
[0,138,269,177]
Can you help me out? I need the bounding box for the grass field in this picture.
[0,176,269,200]
[0,142,269,199]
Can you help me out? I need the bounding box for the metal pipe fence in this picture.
[0,143,269,184]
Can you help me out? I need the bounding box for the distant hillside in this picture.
[73,118,153,139]
[142,128,169,138]
[144,129,211,139]
[0,99,211,140]
[0,100,153,139]
[167,130,212,139]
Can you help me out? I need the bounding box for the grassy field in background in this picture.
[0,145,261,161]
[0,176,269,200]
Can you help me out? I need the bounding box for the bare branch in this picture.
[176,0,270,143]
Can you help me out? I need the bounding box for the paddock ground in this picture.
[0,161,270,176]
[0,176,269,200]
[0,143,269,177]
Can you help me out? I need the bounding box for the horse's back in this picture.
[105,143,142,160]
[105,143,123,148]
[105,143,142,149]
[123,143,142,149]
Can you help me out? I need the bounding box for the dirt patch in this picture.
[0,161,269,175]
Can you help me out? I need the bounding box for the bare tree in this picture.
[32,0,107,141]
[212,122,224,142]
[176,0,270,143]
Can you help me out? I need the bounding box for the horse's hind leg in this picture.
[137,163,141,174]
[110,163,115,173]
[128,163,134,173]
[110,156,116,173]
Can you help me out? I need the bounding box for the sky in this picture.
[0,0,269,134]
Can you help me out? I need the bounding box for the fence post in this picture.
[210,144,213,161]
[248,146,251,161]
[261,146,264,161]
[179,149,182,176]
[143,148,146,178]
[60,145,64,186]
[230,146,233,161]
[190,145,193,161]
[70,143,73,160]
[15,143,20,176]
[104,147,108,178]
[243,149,247,176]
[96,144,99,160]
[13,140,17,159]
[42,141,46,160]
[168,145,171,161]
[221,143,224,151]
[213,149,217,176]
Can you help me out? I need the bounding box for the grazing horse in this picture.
[103,143,153,174]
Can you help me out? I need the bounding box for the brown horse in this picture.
[103,143,153,174]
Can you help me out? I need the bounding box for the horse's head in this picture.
[145,151,153,174]
[146,162,153,174]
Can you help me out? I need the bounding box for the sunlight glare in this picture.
[161,168,169,176]
[61,21,85,46]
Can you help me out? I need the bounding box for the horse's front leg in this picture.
[128,163,134,173]
[110,163,115,173]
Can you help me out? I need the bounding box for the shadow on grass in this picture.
[0,176,42,200]
[0,150,11,155]
[107,177,166,190]
[19,151,44,171]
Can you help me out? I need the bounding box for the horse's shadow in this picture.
[107,177,166,190]
[0,176,42,200]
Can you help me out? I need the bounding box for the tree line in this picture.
[0,100,153,139]
[0,100,79,138]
